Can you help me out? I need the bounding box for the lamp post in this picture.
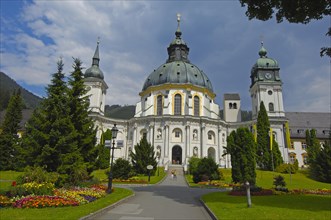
[107,124,118,194]
[245,181,252,208]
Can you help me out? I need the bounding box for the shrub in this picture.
[193,157,220,183]
[275,163,297,174]
[273,175,288,192]
[109,158,135,180]
[217,168,225,180]
[188,157,201,175]
[7,182,55,197]
[16,166,59,184]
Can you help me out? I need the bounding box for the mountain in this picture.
[105,104,135,119]
[0,72,42,110]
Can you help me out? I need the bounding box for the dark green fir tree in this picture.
[68,58,97,173]
[0,89,23,170]
[130,137,157,175]
[256,101,283,170]
[226,127,256,185]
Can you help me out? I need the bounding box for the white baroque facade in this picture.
[83,18,330,171]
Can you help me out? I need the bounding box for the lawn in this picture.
[91,167,166,184]
[186,169,331,190]
[0,187,133,220]
[202,192,331,220]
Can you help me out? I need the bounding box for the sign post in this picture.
[147,165,153,183]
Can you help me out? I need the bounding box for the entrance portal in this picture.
[172,145,182,164]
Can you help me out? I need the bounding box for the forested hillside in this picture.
[0,72,42,110]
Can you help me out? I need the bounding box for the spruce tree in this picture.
[226,127,256,185]
[68,58,97,173]
[0,90,23,170]
[256,101,283,170]
[23,60,81,179]
[95,129,111,169]
[130,137,157,175]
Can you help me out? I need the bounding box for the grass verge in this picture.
[202,191,331,220]
[0,187,133,220]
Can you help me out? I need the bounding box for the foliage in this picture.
[0,89,23,170]
[188,157,201,175]
[94,129,111,169]
[16,166,58,184]
[111,158,135,180]
[12,195,79,208]
[239,0,331,57]
[67,58,97,173]
[305,129,331,183]
[256,101,283,170]
[275,162,298,174]
[192,157,220,183]
[273,175,286,188]
[8,182,55,197]
[225,127,256,185]
[130,137,157,175]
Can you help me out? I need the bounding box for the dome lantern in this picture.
[85,38,104,80]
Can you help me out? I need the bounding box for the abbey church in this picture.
[83,17,330,171]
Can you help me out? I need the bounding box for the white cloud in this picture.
[0,0,329,112]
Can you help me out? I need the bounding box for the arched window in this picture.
[174,94,182,115]
[233,103,237,109]
[269,102,274,112]
[157,95,163,116]
[229,103,233,109]
[194,96,200,116]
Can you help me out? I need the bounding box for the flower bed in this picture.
[229,189,274,196]
[113,177,147,184]
[0,184,107,208]
[12,195,79,208]
[290,188,331,195]
[196,180,239,188]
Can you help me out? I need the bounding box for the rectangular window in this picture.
[175,131,180,138]
[208,134,212,140]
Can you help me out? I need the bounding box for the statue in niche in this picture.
[193,147,198,157]
[193,130,198,140]
[156,146,161,158]
[157,129,162,139]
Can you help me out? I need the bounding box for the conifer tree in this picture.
[95,129,111,169]
[0,90,23,170]
[23,60,81,177]
[256,101,283,170]
[130,137,157,175]
[226,127,256,185]
[68,58,97,172]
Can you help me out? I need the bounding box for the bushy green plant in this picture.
[188,157,201,175]
[275,163,297,174]
[273,175,287,191]
[111,158,135,180]
[193,157,220,183]
[16,166,59,184]
[217,168,225,180]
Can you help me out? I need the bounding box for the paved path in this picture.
[88,166,222,220]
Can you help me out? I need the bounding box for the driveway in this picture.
[86,166,222,220]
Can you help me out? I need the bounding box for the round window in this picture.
[268,90,273,95]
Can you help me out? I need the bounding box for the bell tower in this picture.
[250,42,285,119]
[84,39,108,115]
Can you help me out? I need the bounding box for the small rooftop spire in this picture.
[259,40,267,58]
[92,37,100,66]
[175,13,182,38]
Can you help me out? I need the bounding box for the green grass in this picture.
[186,169,331,190]
[0,170,22,180]
[0,187,133,220]
[202,192,331,220]
[91,167,166,184]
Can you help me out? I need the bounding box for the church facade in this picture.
[83,17,329,171]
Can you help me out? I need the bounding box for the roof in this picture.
[224,93,240,100]
[286,112,331,139]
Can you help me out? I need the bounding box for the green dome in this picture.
[252,43,279,70]
[142,16,213,93]
[142,61,213,92]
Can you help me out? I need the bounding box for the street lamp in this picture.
[107,124,118,194]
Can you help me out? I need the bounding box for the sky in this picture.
[1,0,330,112]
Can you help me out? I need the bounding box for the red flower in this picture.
[11,181,17,187]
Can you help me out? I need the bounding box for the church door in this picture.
[172,145,182,164]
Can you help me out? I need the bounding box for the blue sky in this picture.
[1,0,330,112]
